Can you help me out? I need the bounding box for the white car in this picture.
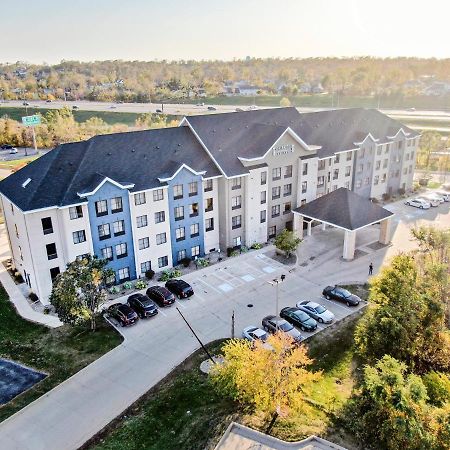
[295,301,335,324]
[405,198,431,209]
[425,193,445,204]
[435,192,450,202]
[9,147,18,154]
[242,326,268,343]
[420,195,440,207]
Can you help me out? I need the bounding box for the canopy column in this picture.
[343,230,356,261]
[378,217,392,245]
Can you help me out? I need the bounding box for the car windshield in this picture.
[339,288,351,298]
[315,305,326,314]
[279,321,293,331]
[142,299,154,308]
[295,311,310,322]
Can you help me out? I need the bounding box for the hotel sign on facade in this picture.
[272,144,294,156]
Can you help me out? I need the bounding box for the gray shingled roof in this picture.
[292,188,393,230]
[0,127,220,211]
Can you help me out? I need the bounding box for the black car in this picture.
[127,293,158,318]
[280,307,317,332]
[322,285,360,306]
[146,286,175,307]
[108,303,139,326]
[165,279,194,299]
[1,144,13,150]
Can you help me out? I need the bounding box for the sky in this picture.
[1,0,449,63]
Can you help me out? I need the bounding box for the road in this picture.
[0,193,449,450]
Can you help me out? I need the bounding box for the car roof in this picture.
[306,301,320,308]
[252,328,266,337]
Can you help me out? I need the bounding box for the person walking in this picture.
[368,262,374,276]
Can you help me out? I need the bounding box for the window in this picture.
[333,185,338,191]
[136,215,148,228]
[188,182,198,197]
[261,172,267,185]
[158,256,168,268]
[358,164,363,173]
[232,236,241,247]
[268,226,276,239]
[272,186,281,199]
[383,159,388,169]
[115,243,127,258]
[231,195,242,210]
[50,267,60,282]
[134,192,146,205]
[174,206,184,221]
[190,203,199,217]
[260,210,266,223]
[153,189,164,201]
[204,179,213,192]
[318,160,326,170]
[205,218,214,231]
[374,175,379,185]
[317,176,325,187]
[156,232,167,245]
[155,211,165,223]
[301,198,307,205]
[301,181,307,193]
[283,184,292,197]
[377,146,382,156]
[190,223,199,237]
[272,167,281,180]
[398,141,403,150]
[73,230,86,244]
[344,181,350,189]
[141,261,151,274]
[46,243,57,260]
[191,245,200,257]
[284,165,292,178]
[345,166,351,176]
[355,179,362,188]
[231,177,241,190]
[69,206,83,220]
[409,165,413,174]
[111,197,123,213]
[118,267,130,281]
[177,249,186,262]
[260,191,266,204]
[382,173,387,183]
[173,184,183,199]
[359,149,365,158]
[232,215,242,229]
[176,227,185,241]
[271,205,280,217]
[205,197,213,212]
[113,220,125,236]
[385,144,390,154]
[138,237,149,250]
[283,202,291,214]
[346,152,352,161]
[334,154,340,163]
[302,163,308,176]
[375,160,381,170]
[41,217,53,235]
[101,246,113,261]
[15,224,19,238]
[95,200,108,217]
[333,169,339,180]
[98,223,111,240]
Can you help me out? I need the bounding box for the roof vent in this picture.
[107,152,112,156]
[228,127,231,131]
[178,143,182,147]
[131,149,135,152]
[245,125,249,128]
[212,129,216,133]
[156,145,160,149]
[22,178,31,188]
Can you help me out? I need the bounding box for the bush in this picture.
[43,306,51,315]
[158,269,182,282]
[196,258,209,268]
[29,292,39,302]
[171,269,182,278]
[240,246,248,253]
[179,257,191,268]
[230,250,239,257]
[134,280,147,290]
[123,281,133,290]
[226,247,234,257]
[422,371,450,407]
[251,242,263,250]
[145,269,155,280]
[109,286,120,294]
[382,193,391,201]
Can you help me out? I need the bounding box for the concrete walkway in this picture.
[0,197,449,450]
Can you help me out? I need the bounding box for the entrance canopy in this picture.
[292,188,394,260]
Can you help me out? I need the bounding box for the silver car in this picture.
[261,315,303,343]
[435,191,450,202]
[405,198,431,209]
[296,301,335,324]
[242,326,268,343]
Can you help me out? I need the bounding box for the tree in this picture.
[210,333,321,429]
[418,131,442,171]
[274,229,301,258]
[279,97,291,107]
[50,255,113,331]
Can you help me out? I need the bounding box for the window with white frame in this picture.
[283,202,291,214]
[261,171,267,185]
[334,154,340,163]
[69,205,83,220]
[98,223,110,240]
[136,215,148,228]
[115,243,127,258]
[231,195,241,210]
[188,182,198,197]
[284,184,292,196]
[155,211,165,223]
[190,223,199,237]
[175,227,185,241]
[345,166,351,176]
[232,236,241,247]
[101,246,113,261]
[317,176,325,187]
[272,186,281,199]
[177,249,186,262]
[156,232,167,245]
[72,230,86,244]
[204,179,213,192]
[113,220,125,236]
[134,192,146,205]
[138,237,149,250]
[385,143,390,153]
[189,203,199,217]
[375,160,381,170]
[191,245,200,257]
[260,210,266,223]
[232,215,241,229]
[173,184,183,199]
[260,191,266,204]
[346,152,352,161]
[333,169,339,180]
[174,206,184,221]
[153,189,164,201]
[381,173,387,183]
[141,261,151,274]
[118,267,130,281]
[301,181,307,193]
[284,165,292,178]
[95,200,108,216]
[302,162,308,175]
[268,226,276,238]
[355,179,362,188]
[271,205,280,217]
[205,217,214,231]
[318,160,326,170]
[111,197,123,213]
[374,175,379,185]
[377,146,382,155]
[231,177,241,190]
[205,197,213,212]
[158,256,168,268]
[272,167,281,180]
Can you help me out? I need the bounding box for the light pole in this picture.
[267,274,286,329]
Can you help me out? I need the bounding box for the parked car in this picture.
[261,315,303,343]
[1,144,14,150]
[165,279,194,299]
[196,102,205,106]
[322,286,361,306]
[146,286,175,307]
[207,106,217,111]
[72,105,79,110]
[9,147,18,154]
[242,326,268,342]
[405,198,431,209]
[280,307,317,331]
[46,99,52,103]
[127,293,158,318]
[295,300,335,324]
[419,195,440,207]
[435,191,450,202]
[155,109,162,113]
[423,193,445,205]
[22,101,30,106]
[107,303,139,326]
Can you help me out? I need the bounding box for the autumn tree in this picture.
[50,255,113,331]
[210,333,321,429]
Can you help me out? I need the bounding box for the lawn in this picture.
[0,285,123,422]
[0,155,40,171]
[87,308,366,450]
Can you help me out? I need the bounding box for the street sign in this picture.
[22,115,41,127]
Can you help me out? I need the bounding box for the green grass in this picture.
[427,180,442,189]
[0,155,40,171]
[0,285,123,422]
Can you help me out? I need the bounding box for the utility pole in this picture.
[231,310,235,339]
[267,275,286,330]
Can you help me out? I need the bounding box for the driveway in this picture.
[0,194,449,450]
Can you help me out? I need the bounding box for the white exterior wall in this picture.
[371,143,390,199]
[296,157,319,204]
[203,178,220,253]
[401,137,418,191]
[129,188,173,276]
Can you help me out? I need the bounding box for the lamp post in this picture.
[267,274,286,330]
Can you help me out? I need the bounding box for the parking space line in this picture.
[192,292,206,302]
[242,260,265,275]
[214,269,245,287]
[157,308,167,317]
[320,297,352,313]
[175,299,187,309]
[197,277,222,293]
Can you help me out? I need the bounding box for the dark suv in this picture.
[108,303,139,327]
[128,293,158,318]
[146,286,175,307]
[165,279,194,299]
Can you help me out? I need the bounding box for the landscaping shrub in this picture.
[134,280,147,290]
[109,286,120,294]
[226,247,234,257]
[122,281,133,290]
[179,257,191,268]
[250,242,263,250]
[145,269,155,280]
[382,193,391,201]
[196,258,209,268]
